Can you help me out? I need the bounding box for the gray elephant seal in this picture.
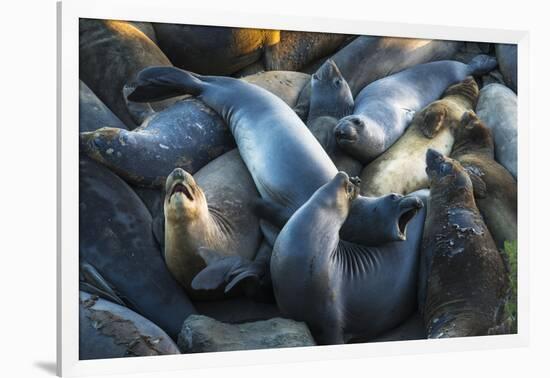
[128,66,424,247]
[79,80,128,132]
[163,149,262,298]
[271,172,427,344]
[264,31,350,72]
[79,155,196,339]
[80,98,235,188]
[334,55,497,164]
[451,111,517,249]
[307,60,361,177]
[496,44,517,92]
[152,23,279,75]
[419,149,507,338]
[360,77,479,196]
[79,292,180,360]
[294,36,463,120]
[79,18,177,129]
[476,83,517,179]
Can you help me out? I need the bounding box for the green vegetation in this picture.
[502,240,518,333]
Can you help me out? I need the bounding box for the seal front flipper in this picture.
[127,66,204,102]
[419,107,447,138]
[191,248,248,291]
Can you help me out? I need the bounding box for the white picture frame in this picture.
[58,0,529,376]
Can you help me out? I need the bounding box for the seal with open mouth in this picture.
[271,172,427,344]
[419,149,508,338]
[163,149,262,299]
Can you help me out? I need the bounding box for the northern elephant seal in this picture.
[79,155,196,339]
[359,76,479,196]
[334,55,497,164]
[79,80,128,132]
[419,149,507,338]
[271,172,427,344]
[241,71,311,107]
[79,18,176,129]
[163,149,262,298]
[495,44,517,92]
[451,110,517,249]
[80,98,235,188]
[476,83,517,179]
[152,23,280,75]
[307,60,361,177]
[294,36,463,120]
[79,292,180,360]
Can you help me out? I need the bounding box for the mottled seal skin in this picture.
[79,292,180,360]
[127,66,422,248]
[80,98,236,188]
[241,71,311,107]
[271,173,427,344]
[451,111,517,249]
[264,31,350,72]
[419,149,507,338]
[79,155,196,339]
[334,55,497,164]
[152,23,279,75]
[496,44,518,92]
[294,36,463,120]
[163,149,262,298]
[476,83,517,179]
[79,18,176,129]
[360,77,480,196]
[79,80,128,132]
[307,60,361,177]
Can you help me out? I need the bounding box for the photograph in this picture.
[77,17,518,360]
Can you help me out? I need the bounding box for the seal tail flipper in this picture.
[127,66,205,103]
[468,54,498,76]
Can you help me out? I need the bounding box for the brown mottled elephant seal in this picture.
[79,292,180,360]
[306,60,361,177]
[242,71,311,107]
[264,31,351,72]
[451,111,517,249]
[79,18,177,129]
[294,36,463,120]
[360,77,479,196]
[163,149,262,298]
[271,172,427,344]
[152,23,279,75]
[419,149,507,338]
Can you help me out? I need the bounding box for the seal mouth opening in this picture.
[397,208,418,239]
[170,182,193,202]
[335,131,357,144]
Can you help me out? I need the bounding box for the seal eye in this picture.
[334,79,342,86]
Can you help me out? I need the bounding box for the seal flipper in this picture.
[419,108,447,138]
[79,262,126,307]
[127,66,204,103]
[191,248,248,291]
[468,55,498,76]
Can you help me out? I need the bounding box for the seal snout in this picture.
[396,196,423,239]
[334,118,360,144]
[167,168,195,203]
[426,148,444,171]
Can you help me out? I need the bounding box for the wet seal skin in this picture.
[79,80,129,132]
[333,55,497,164]
[79,292,180,360]
[495,43,517,93]
[307,60,361,177]
[451,110,517,249]
[294,36,463,120]
[80,98,236,188]
[271,172,427,344]
[162,149,262,299]
[359,77,480,196]
[419,149,508,338]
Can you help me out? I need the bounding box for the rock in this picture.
[178,315,316,353]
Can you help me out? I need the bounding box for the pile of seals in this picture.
[78,18,518,359]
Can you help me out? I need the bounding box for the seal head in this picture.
[333,115,386,163]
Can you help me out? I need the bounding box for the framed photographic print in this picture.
[57,0,529,376]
